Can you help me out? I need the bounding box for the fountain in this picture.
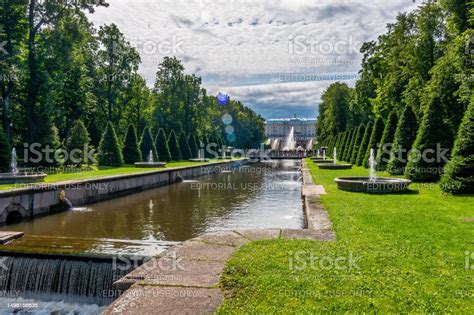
[134,150,166,168]
[335,148,412,193]
[312,147,334,164]
[318,148,352,170]
[189,147,209,162]
[282,127,296,151]
[0,148,47,184]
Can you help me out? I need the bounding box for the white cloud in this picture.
[88,0,418,118]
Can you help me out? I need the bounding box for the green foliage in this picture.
[98,122,123,167]
[179,133,192,160]
[387,106,419,175]
[65,120,91,166]
[168,130,182,161]
[156,129,171,162]
[362,117,385,168]
[139,127,157,162]
[122,125,142,164]
[375,111,398,171]
[188,134,199,159]
[337,131,348,160]
[342,129,355,162]
[350,125,365,165]
[356,122,373,166]
[405,96,454,182]
[0,132,11,172]
[440,96,474,194]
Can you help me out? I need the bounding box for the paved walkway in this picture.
[105,160,335,314]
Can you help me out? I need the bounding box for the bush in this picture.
[179,133,192,160]
[405,96,454,182]
[387,105,418,175]
[156,129,171,162]
[98,122,123,166]
[440,97,473,194]
[139,127,157,162]
[188,134,199,159]
[342,128,355,162]
[350,125,365,165]
[376,111,398,171]
[123,125,142,164]
[65,120,92,166]
[356,122,373,166]
[0,131,11,172]
[168,130,182,161]
[362,117,385,168]
[33,115,61,166]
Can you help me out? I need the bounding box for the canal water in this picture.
[0,160,303,312]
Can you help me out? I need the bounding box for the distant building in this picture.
[265,116,317,151]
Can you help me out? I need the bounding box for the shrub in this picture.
[356,122,373,166]
[98,122,123,166]
[440,97,473,194]
[168,130,182,161]
[179,133,192,160]
[123,125,142,164]
[139,127,157,162]
[387,106,418,175]
[188,134,199,159]
[362,117,385,168]
[0,131,11,172]
[156,129,171,162]
[342,128,355,162]
[350,124,365,165]
[405,96,454,182]
[376,111,398,171]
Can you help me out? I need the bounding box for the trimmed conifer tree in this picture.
[188,134,199,159]
[405,96,454,182]
[362,117,385,168]
[376,111,398,171]
[179,133,192,160]
[333,134,341,156]
[356,122,373,166]
[123,125,142,164]
[140,127,158,162]
[387,106,418,175]
[342,129,355,162]
[350,124,365,165]
[168,130,182,161]
[440,97,474,194]
[0,131,11,172]
[156,129,172,162]
[337,131,347,158]
[98,122,123,166]
[65,120,91,166]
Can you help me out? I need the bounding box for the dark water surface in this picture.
[0,160,303,256]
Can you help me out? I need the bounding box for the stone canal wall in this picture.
[0,160,246,224]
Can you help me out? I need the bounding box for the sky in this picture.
[88,0,419,119]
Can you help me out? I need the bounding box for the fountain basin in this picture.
[318,164,352,170]
[312,159,334,164]
[334,177,412,193]
[134,162,166,168]
[0,173,47,184]
[189,158,209,162]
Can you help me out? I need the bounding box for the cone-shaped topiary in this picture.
[168,130,182,161]
[156,129,172,162]
[350,125,365,165]
[333,134,341,156]
[140,127,158,162]
[123,125,142,164]
[98,122,123,166]
[337,131,347,158]
[65,120,92,166]
[440,97,474,194]
[362,117,385,168]
[387,106,418,175]
[0,131,11,172]
[356,122,373,166]
[188,134,199,159]
[179,133,192,160]
[342,129,355,162]
[376,111,398,171]
[405,96,454,182]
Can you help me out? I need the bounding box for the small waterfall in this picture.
[10,148,18,176]
[0,254,135,306]
[369,148,377,182]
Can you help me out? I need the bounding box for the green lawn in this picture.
[219,158,474,313]
[0,160,223,190]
